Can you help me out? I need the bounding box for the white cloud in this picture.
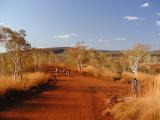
[97,38,103,42]
[0,23,12,28]
[156,21,160,26]
[37,46,46,48]
[54,33,78,40]
[157,13,160,16]
[123,16,144,21]
[141,3,149,8]
[114,37,127,41]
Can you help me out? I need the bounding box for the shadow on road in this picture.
[0,83,60,112]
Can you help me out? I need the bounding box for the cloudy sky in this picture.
[0,0,160,50]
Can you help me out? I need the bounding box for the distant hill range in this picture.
[37,47,160,56]
[151,50,160,56]
[38,47,123,56]
[39,47,71,54]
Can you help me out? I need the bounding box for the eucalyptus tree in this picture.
[125,44,150,76]
[0,27,7,77]
[0,26,30,80]
[68,42,89,71]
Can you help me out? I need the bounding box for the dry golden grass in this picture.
[23,72,50,88]
[108,96,160,120]
[82,65,116,81]
[82,66,155,87]
[82,66,160,120]
[121,72,154,83]
[0,72,50,96]
[106,75,160,120]
[120,72,155,95]
[83,65,160,119]
[120,72,132,83]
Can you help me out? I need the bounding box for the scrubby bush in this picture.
[104,75,160,120]
[0,72,50,96]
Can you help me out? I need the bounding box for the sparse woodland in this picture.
[0,26,55,96]
[0,26,56,76]
[59,42,160,120]
[63,42,160,79]
[0,26,160,119]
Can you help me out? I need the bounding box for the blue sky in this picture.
[0,0,160,50]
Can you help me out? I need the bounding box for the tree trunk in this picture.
[0,55,5,78]
[80,62,83,71]
[19,55,23,81]
[77,60,81,71]
[13,53,18,81]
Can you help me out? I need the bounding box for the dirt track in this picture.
[0,67,128,120]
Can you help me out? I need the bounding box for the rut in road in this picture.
[0,67,128,120]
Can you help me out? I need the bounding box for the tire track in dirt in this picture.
[90,92,104,120]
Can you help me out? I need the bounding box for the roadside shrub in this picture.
[82,65,116,81]
[0,72,50,96]
[105,75,160,120]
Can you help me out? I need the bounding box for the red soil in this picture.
[0,67,128,120]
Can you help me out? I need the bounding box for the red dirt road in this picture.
[0,69,128,120]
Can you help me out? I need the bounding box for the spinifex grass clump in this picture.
[105,75,160,120]
[0,72,50,96]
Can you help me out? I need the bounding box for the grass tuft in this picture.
[0,72,50,96]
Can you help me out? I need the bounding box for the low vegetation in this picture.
[61,42,160,120]
[104,75,160,120]
[1,26,160,119]
[0,72,50,96]
[0,26,54,105]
